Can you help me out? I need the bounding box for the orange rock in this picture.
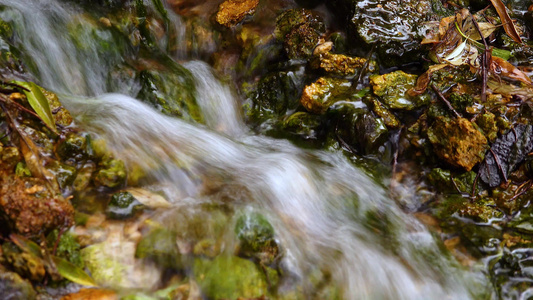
[216,0,259,27]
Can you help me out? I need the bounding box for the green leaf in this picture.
[10,234,43,258]
[52,256,97,287]
[12,81,58,134]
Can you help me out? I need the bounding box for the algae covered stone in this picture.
[194,255,273,299]
[370,71,429,110]
[427,117,488,171]
[300,77,352,114]
[275,8,325,60]
[312,52,376,78]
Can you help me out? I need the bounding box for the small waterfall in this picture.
[0,0,488,298]
[62,93,481,299]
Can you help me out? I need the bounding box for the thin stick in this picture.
[471,170,481,198]
[471,13,490,103]
[356,44,376,88]
[509,180,533,202]
[431,84,462,118]
[489,148,508,183]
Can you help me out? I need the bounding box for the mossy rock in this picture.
[0,267,36,299]
[275,8,325,60]
[300,77,352,114]
[193,255,275,299]
[136,66,202,123]
[370,71,430,110]
[427,117,488,171]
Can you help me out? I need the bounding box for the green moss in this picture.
[46,230,83,268]
[370,71,430,110]
[300,77,352,114]
[15,162,31,178]
[193,255,274,299]
[94,158,126,188]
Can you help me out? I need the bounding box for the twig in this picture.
[489,148,508,183]
[471,170,481,198]
[431,84,462,118]
[0,93,41,119]
[471,13,490,103]
[509,180,533,202]
[356,44,376,88]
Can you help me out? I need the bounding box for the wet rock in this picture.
[330,99,389,156]
[0,267,36,300]
[193,255,273,299]
[428,168,479,195]
[282,111,323,140]
[370,71,430,110]
[369,98,400,129]
[136,66,202,123]
[337,0,435,65]
[427,117,488,171]
[235,212,280,266]
[0,174,74,237]
[246,67,305,127]
[46,161,77,191]
[300,77,352,114]
[1,242,45,282]
[215,0,259,28]
[107,191,143,219]
[275,8,325,60]
[81,239,161,289]
[311,52,377,78]
[56,133,88,162]
[475,112,498,142]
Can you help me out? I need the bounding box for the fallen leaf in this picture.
[408,64,448,96]
[12,81,58,134]
[53,256,98,287]
[489,0,523,43]
[125,188,172,208]
[491,56,532,85]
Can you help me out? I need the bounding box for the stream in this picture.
[0,0,492,299]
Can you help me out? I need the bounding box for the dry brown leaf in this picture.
[61,288,117,300]
[489,0,523,43]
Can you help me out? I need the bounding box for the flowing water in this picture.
[0,0,490,299]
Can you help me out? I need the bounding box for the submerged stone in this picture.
[216,0,259,28]
[0,267,36,299]
[282,111,323,140]
[107,191,143,219]
[193,255,273,299]
[427,117,488,171]
[135,227,181,269]
[370,71,429,110]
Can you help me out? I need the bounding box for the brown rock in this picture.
[216,0,259,27]
[0,174,74,237]
[428,117,488,171]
